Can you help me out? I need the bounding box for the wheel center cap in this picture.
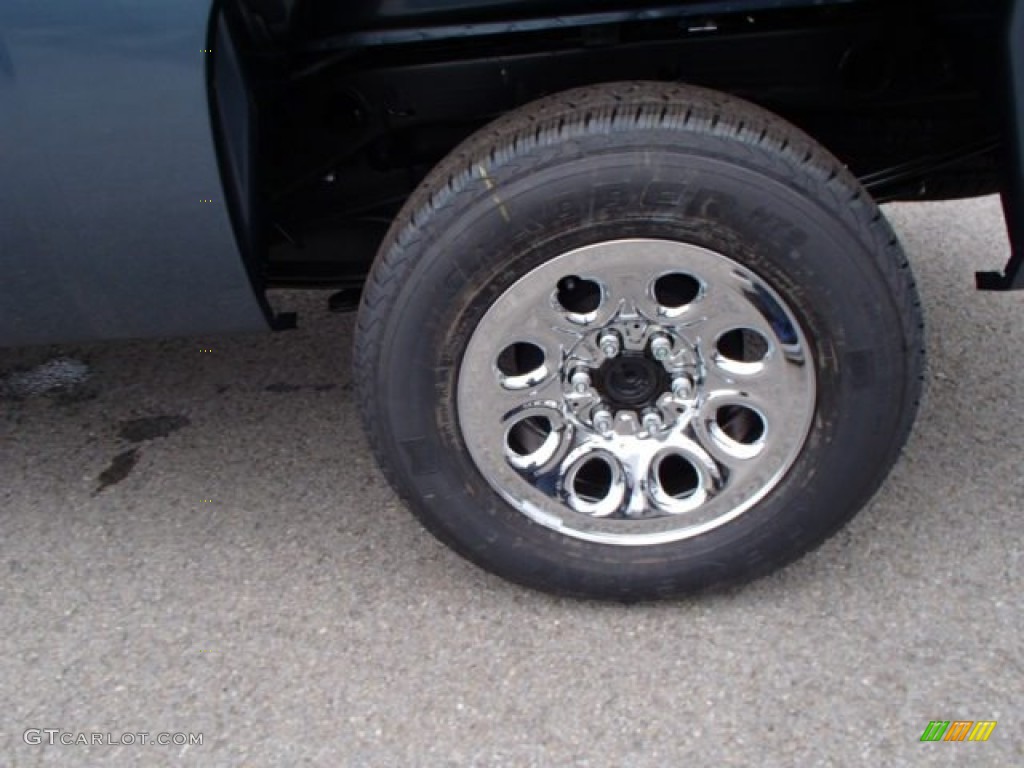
[598,353,666,408]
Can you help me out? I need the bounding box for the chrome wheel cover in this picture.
[456,239,816,546]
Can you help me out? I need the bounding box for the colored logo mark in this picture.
[920,720,997,742]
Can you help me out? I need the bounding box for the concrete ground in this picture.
[0,196,1021,767]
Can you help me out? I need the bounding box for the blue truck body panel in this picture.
[0,1,268,346]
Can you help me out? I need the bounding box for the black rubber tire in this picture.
[354,82,924,600]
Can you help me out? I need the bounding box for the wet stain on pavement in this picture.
[95,449,140,495]
[0,357,91,400]
[118,414,190,443]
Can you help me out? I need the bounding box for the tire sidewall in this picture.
[369,132,907,596]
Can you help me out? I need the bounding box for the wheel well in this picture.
[223,0,1004,287]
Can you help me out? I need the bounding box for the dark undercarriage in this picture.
[220,0,1019,292]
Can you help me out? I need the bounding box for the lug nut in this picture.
[599,331,621,359]
[650,334,673,361]
[592,407,613,434]
[672,375,694,399]
[570,368,592,394]
[642,409,663,433]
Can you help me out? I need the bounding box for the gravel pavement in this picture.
[1,196,1021,767]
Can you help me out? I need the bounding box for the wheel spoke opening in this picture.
[716,404,765,444]
[563,453,624,516]
[653,272,702,311]
[496,341,548,389]
[709,404,767,460]
[507,415,552,456]
[505,413,561,470]
[656,453,700,499]
[572,457,614,503]
[555,275,603,322]
[649,451,708,515]
[715,328,770,375]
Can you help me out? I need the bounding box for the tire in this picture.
[355,82,924,600]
